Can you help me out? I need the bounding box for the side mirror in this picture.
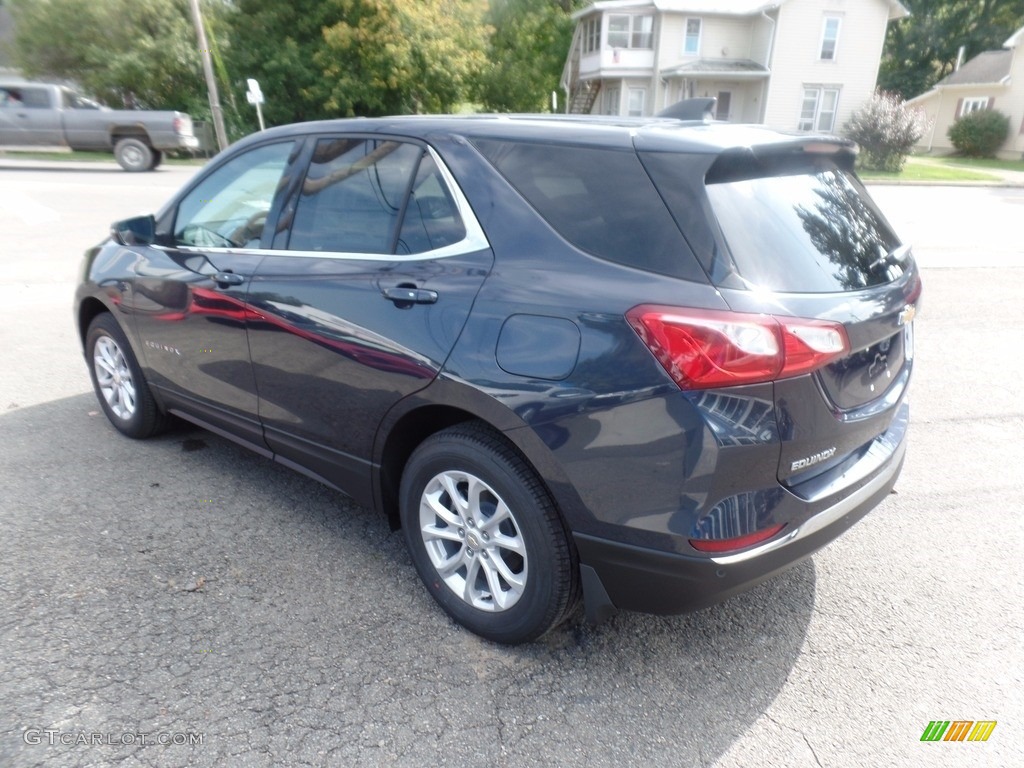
[112,214,156,246]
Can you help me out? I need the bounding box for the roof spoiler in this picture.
[657,98,717,122]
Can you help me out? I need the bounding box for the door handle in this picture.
[382,286,438,305]
[213,272,245,287]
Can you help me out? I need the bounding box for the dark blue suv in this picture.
[75,114,919,643]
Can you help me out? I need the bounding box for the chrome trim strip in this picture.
[710,437,906,566]
[166,146,490,262]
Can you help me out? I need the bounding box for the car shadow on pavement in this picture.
[1,393,814,768]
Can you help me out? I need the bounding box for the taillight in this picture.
[173,116,192,136]
[626,305,849,389]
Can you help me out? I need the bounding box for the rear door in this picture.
[247,135,493,502]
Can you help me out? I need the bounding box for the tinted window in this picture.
[289,139,421,254]
[396,154,466,254]
[473,139,702,281]
[705,163,903,292]
[174,142,295,248]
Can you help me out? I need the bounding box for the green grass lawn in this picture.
[859,157,1000,182]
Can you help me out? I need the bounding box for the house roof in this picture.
[573,0,908,21]
[1004,24,1024,48]
[936,50,1012,87]
[661,58,769,78]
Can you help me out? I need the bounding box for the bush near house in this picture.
[947,109,1011,157]
[844,91,927,172]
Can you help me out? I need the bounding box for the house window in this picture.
[798,87,840,132]
[582,17,601,55]
[627,87,646,117]
[632,15,654,48]
[684,18,702,55]
[608,14,654,49]
[603,87,620,115]
[820,17,841,61]
[961,97,990,115]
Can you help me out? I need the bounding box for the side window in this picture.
[397,154,466,254]
[12,87,50,108]
[287,138,463,256]
[472,138,700,280]
[174,142,295,248]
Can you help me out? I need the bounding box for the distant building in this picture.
[561,0,908,133]
[908,25,1024,160]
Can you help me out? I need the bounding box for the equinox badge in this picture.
[791,447,837,472]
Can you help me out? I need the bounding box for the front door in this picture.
[130,140,300,444]
[0,85,62,145]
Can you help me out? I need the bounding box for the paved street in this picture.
[1,159,1021,767]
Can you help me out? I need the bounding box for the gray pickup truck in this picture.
[0,82,199,171]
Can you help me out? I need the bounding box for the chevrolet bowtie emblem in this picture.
[898,304,917,326]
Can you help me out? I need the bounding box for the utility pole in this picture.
[189,0,229,152]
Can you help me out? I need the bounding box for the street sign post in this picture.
[246,78,265,132]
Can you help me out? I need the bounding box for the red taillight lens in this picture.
[689,523,786,553]
[626,305,849,389]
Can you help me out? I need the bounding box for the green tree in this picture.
[476,0,580,113]
[225,0,339,127]
[880,0,1024,98]
[8,0,226,114]
[318,0,488,117]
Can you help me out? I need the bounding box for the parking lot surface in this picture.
[1,161,1021,767]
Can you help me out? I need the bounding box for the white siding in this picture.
[1006,46,1024,157]
[763,0,892,133]
[658,15,754,69]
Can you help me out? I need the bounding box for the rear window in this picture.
[472,139,702,281]
[704,159,904,293]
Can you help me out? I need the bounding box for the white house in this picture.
[562,0,908,134]
[908,25,1024,159]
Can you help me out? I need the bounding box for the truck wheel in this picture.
[114,138,154,172]
[149,150,163,170]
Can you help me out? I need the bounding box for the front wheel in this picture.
[400,423,579,644]
[85,314,167,438]
[114,137,154,172]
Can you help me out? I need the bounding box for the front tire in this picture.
[86,314,167,438]
[114,137,154,172]
[400,423,579,644]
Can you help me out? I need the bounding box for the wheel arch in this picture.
[374,381,588,534]
[110,126,153,148]
[77,296,114,348]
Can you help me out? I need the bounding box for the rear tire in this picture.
[148,149,163,170]
[86,314,167,438]
[114,137,153,172]
[400,422,579,644]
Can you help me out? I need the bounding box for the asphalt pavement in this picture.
[0,160,1021,767]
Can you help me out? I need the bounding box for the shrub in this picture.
[844,91,928,172]
[947,109,1010,157]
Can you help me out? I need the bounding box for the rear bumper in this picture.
[575,432,906,623]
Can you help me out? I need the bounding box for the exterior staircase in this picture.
[560,24,601,115]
